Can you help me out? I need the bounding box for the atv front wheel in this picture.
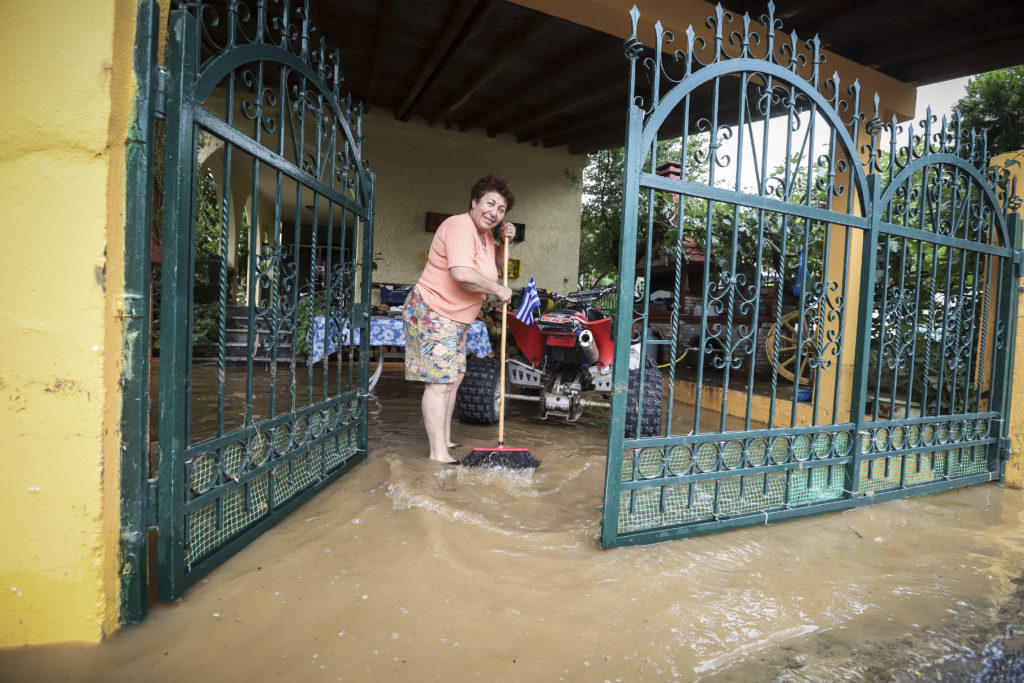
[456,356,506,425]
[625,358,663,438]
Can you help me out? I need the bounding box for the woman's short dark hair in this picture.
[470,174,515,214]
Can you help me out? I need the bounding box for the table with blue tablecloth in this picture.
[308,315,492,389]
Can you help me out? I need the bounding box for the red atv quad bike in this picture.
[455,285,663,437]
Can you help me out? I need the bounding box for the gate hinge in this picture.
[154,65,168,120]
[999,436,1013,462]
[1013,250,1024,279]
[119,292,145,320]
[146,477,159,529]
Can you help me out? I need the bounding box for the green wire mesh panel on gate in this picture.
[184,426,359,566]
[616,434,847,535]
[855,417,993,494]
[186,474,270,566]
[616,470,846,535]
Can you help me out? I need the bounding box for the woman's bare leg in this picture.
[423,382,457,462]
[445,371,464,448]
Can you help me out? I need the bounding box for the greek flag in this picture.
[514,277,541,326]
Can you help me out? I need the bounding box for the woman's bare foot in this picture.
[429,454,459,464]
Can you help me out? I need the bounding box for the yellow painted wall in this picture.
[363,112,588,293]
[671,379,814,429]
[0,0,137,644]
[994,150,1024,488]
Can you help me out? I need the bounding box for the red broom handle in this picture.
[498,234,510,445]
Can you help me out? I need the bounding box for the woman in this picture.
[403,174,516,463]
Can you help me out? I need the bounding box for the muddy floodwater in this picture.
[6,369,1024,680]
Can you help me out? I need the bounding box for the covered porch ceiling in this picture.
[312,0,1024,154]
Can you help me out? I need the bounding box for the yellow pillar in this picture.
[0,0,139,644]
[995,150,1024,487]
[812,129,873,426]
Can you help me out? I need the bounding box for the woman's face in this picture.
[469,191,507,232]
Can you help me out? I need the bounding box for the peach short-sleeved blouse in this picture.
[415,213,498,324]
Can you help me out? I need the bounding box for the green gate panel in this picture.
[603,3,1021,547]
[156,0,375,600]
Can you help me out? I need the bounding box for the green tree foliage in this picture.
[578,145,627,286]
[577,133,989,410]
[953,66,1024,157]
[191,168,226,355]
[578,140,686,287]
[152,130,250,355]
[578,135,826,295]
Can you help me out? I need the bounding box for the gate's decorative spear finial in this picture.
[625,5,642,63]
[762,0,779,62]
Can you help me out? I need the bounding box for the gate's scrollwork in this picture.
[603,2,1021,546]
[158,0,374,597]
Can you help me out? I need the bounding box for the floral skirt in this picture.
[402,288,469,383]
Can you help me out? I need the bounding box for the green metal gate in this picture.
[123,0,375,615]
[602,3,1023,547]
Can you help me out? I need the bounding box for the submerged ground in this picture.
[4,370,1024,680]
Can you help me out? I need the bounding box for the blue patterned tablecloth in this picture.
[308,316,491,364]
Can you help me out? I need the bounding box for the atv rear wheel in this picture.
[625,358,663,438]
[456,356,506,425]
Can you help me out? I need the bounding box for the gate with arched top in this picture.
[123,0,376,617]
[602,3,1023,547]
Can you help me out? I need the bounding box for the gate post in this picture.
[997,151,1024,486]
[600,8,643,549]
[601,105,643,549]
[845,173,883,498]
[157,7,199,602]
[357,173,376,456]
[993,211,1022,477]
[120,0,160,625]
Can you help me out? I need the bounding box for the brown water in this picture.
[5,369,1024,680]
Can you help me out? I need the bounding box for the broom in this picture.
[460,233,539,470]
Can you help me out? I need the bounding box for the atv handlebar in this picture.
[549,284,643,305]
[556,284,617,304]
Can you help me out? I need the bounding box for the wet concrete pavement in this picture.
[4,369,1024,681]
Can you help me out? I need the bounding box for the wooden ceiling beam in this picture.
[498,71,621,138]
[807,0,927,48]
[548,115,698,152]
[555,87,744,153]
[457,35,610,133]
[848,6,1024,71]
[396,0,499,122]
[770,0,826,21]
[364,0,393,113]
[542,112,626,149]
[430,14,555,125]
[892,34,1024,84]
[534,108,622,147]
[482,42,617,134]
[513,87,620,141]
[565,130,622,154]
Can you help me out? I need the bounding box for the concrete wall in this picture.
[0,0,137,644]
[363,112,588,294]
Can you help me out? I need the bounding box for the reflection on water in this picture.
[5,369,1024,680]
[182,357,359,444]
